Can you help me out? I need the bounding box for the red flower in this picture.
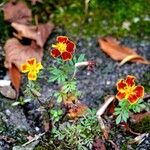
[116,75,144,104]
[50,36,75,61]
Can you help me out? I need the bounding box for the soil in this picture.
[0,28,150,149]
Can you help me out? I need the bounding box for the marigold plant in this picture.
[114,75,145,124]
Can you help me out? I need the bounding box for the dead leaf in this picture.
[2,1,32,24]
[30,0,43,5]
[130,112,150,123]
[92,137,106,150]
[99,37,150,65]
[128,133,149,144]
[120,122,140,136]
[119,55,146,66]
[8,63,21,97]
[43,120,51,133]
[0,86,16,99]
[63,93,78,107]
[67,101,88,119]
[4,38,43,71]
[11,22,54,48]
[96,96,115,139]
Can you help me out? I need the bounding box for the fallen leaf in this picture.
[67,101,88,119]
[130,112,150,123]
[92,137,106,150]
[99,37,150,65]
[43,120,50,132]
[30,0,43,5]
[9,63,21,97]
[96,96,115,139]
[0,86,16,99]
[63,93,78,107]
[119,55,146,66]
[2,1,32,24]
[128,133,149,144]
[11,22,54,48]
[4,38,43,71]
[120,122,140,136]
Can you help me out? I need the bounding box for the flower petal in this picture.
[133,86,144,98]
[126,75,136,87]
[61,52,72,61]
[28,71,37,80]
[128,94,138,104]
[57,36,68,43]
[66,41,75,53]
[27,58,36,66]
[21,63,30,73]
[36,62,43,73]
[116,92,126,100]
[116,79,127,91]
[51,49,61,58]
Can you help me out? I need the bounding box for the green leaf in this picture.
[116,114,122,124]
[78,54,85,62]
[12,102,20,106]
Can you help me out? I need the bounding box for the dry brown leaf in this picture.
[11,22,54,48]
[30,0,43,5]
[130,112,150,123]
[128,133,149,144]
[2,1,32,24]
[67,101,88,119]
[0,86,16,99]
[4,38,43,71]
[119,55,146,66]
[9,64,21,97]
[96,96,115,139]
[99,37,150,65]
[43,120,50,133]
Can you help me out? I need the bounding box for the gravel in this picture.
[0,28,150,149]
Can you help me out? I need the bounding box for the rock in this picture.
[1,108,32,132]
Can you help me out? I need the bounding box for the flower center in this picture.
[125,86,135,98]
[53,42,67,54]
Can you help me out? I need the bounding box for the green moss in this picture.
[0,0,150,42]
[131,116,150,133]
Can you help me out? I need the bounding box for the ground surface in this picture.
[0,29,150,149]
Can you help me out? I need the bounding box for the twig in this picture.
[96,95,115,139]
[72,61,95,79]
[22,132,45,147]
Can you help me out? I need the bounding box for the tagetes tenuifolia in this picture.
[116,75,144,104]
[21,58,43,80]
[51,36,75,61]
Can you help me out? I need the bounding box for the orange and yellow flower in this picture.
[116,75,144,104]
[50,36,75,61]
[21,58,43,80]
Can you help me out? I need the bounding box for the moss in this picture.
[131,116,150,133]
[0,0,150,42]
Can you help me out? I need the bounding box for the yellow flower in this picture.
[21,58,43,80]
